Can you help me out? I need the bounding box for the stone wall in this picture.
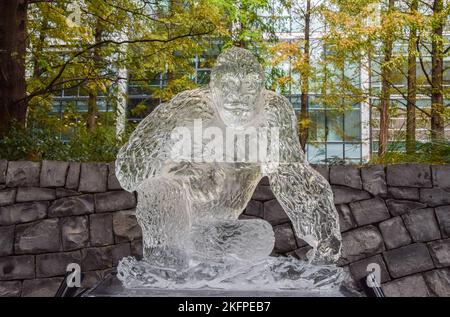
[0,160,449,297]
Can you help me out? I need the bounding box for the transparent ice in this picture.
[115,47,346,293]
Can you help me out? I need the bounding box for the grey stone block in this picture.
[61,216,89,251]
[349,197,390,226]
[130,240,143,259]
[330,165,362,189]
[81,246,112,271]
[311,165,329,181]
[402,208,441,242]
[244,200,263,218]
[6,161,40,187]
[0,202,48,225]
[340,226,385,264]
[113,209,142,243]
[383,243,434,278]
[291,246,312,261]
[386,164,432,188]
[420,188,450,207]
[382,274,431,297]
[336,204,357,232]
[436,205,450,238]
[40,161,69,188]
[66,162,80,190]
[387,187,419,201]
[259,176,270,186]
[252,185,275,201]
[272,223,297,254]
[22,277,63,297]
[0,281,22,297]
[0,226,14,256]
[36,251,82,278]
[385,199,427,216]
[15,219,61,254]
[428,239,450,268]
[238,214,259,220]
[295,236,308,248]
[56,188,80,199]
[0,255,35,280]
[94,191,137,213]
[361,165,387,196]
[0,160,7,184]
[108,162,122,190]
[423,268,450,297]
[48,194,94,217]
[349,254,391,285]
[16,187,55,202]
[263,199,289,225]
[432,165,450,189]
[0,189,15,206]
[90,213,114,246]
[379,217,411,249]
[78,163,108,193]
[82,269,112,289]
[112,243,131,266]
[331,186,371,205]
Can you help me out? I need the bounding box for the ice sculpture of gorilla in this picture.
[116,47,342,269]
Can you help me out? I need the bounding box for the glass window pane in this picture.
[344,143,361,159]
[327,112,344,141]
[327,143,344,159]
[307,143,326,163]
[76,100,88,112]
[309,110,326,142]
[97,99,107,112]
[344,109,361,141]
[52,101,61,113]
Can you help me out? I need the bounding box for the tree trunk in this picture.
[299,0,311,151]
[0,0,28,137]
[431,0,445,141]
[378,0,395,157]
[406,0,418,154]
[86,19,103,132]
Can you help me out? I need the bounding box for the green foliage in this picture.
[370,139,450,164]
[0,108,127,162]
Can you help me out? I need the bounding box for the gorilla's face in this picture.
[211,70,264,128]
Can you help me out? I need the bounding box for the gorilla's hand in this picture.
[307,234,342,265]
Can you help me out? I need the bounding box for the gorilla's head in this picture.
[210,47,265,128]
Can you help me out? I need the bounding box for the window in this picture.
[327,112,344,142]
[309,110,326,142]
[307,143,326,163]
[344,109,361,141]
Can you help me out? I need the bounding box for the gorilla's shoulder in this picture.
[263,90,296,119]
[263,90,294,111]
[151,86,214,119]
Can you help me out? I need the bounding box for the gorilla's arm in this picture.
[263,92,341,263]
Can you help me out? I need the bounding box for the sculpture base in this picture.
[84,272,357,297]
